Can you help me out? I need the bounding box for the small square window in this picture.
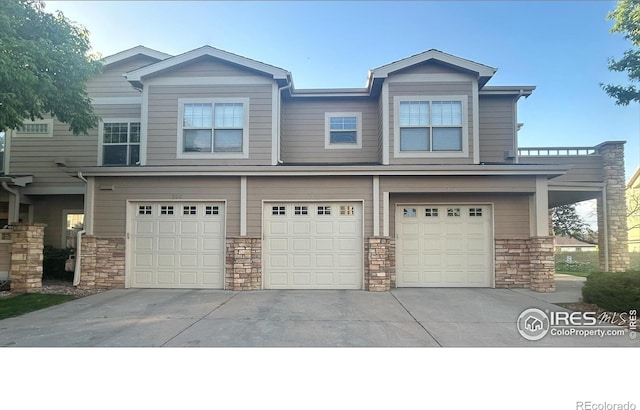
[403,208,417,217]
[138,205,152,215]
[447,208,461,217]
[183,205,197,215]
[425,208,439,217]
[469,208,483,217]
[294,206,308,215]
[317,206,331,215]
[160,205,174,215]
[205,206,219,215]
[272,206,286,216]
[340,206,354,216]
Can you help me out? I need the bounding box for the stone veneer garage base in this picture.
[76,235,555,292]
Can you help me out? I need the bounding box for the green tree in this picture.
[603,0,640,105]
[552,204,597,244]
[0,0,102,134]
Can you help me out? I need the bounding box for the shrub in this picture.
[582,271,640,313]
[43,246,74,281]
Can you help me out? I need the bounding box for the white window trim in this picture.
[177,97,250,159]
[324,112,362,150]
[393,95,469,158]
[14,118,54,138]
[97,118,141,166]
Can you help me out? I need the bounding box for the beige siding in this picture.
[0,242,9,276]
[280,98,379,163]
[519,156,605,183]
[378,92,384,162]
[247,176,373,237]
[479,96,516,163]
[87,55,158,98]
[394,61,466,76]
[151,56,262,78]
[146,84,273,165]
[380,176,536,239]
[10,105,141,188]
[31,195,84,248]
[388,81,474,165]
[92,177,241,237]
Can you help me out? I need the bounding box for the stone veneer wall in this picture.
[226,237,261,291]
[10,223,46,293]
[495,236,555,292]
[597,142,630,272]
[77,236,125,289]
[364,237,394,292]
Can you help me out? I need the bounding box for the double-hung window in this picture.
[395,96,467,157]
[100,120,140,166]
[324,112,362,149]
[178,98,249,158]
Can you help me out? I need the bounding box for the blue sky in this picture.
[46,1,640,181]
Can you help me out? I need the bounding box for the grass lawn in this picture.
[0,293,75,320]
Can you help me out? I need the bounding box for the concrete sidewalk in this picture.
[0,279,636,347]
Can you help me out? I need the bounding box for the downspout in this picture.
[73,172,88,286]
[1,181,20,224]
[277,83,292,164]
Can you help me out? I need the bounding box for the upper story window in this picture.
[100,120,140,166]
[15,119,54,138]
[324,112,362,149]
[394,96,468,158]
[177,98,249,159]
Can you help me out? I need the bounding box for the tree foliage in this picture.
[603,0,640,105]
[552,204,597,244]
[0,0,102,134]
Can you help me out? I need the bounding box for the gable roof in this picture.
[368,49,497,88]
[124,45,291,84]
[102,46,172,66]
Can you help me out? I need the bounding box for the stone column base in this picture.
[78,236,125,290]
[495,237,555,292]
[10,223,46,293]
[226,237,262,291]
[365,237,394,292]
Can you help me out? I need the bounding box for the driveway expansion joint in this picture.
[160,292,240,347]
[390,291,442,347]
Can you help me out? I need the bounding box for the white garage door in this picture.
[396,204,492,287]
[264,202,363,289]
[129,202,225,288]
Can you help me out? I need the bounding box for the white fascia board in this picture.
[102,46,171,66]
[73,164,568,178]
[125,45,290,82]
[371,49,496,80]
[480,86,536,97]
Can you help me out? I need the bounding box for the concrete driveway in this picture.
[0,286,637,347]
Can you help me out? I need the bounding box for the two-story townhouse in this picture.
[0,45,629,290]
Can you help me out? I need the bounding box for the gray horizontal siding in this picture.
[394,61,464,75]
[479,96,516,163]
[93,176,241,237]
[280,99,379,163]
[146,84,273,166]
[87,55,157,98]
[519,156,604,183]
[388,81,474,165]
[247,176,373,237]
[153,56,261,78]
